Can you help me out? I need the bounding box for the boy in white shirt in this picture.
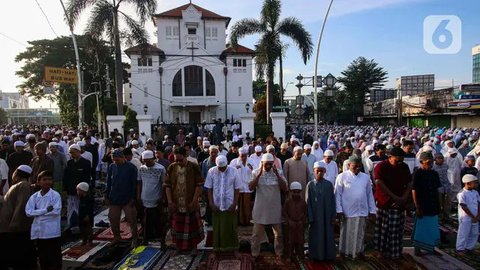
[25,170,62,270]
[456,174,480,255]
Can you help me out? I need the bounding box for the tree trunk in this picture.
[279,54,284,108]
[266,63,275,125]
[113,9,124,115]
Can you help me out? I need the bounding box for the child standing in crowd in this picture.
[77,182,94,246]
[283,181,307,262]
[456,174,480,255]
[25,170,62,270]
[461,155,479,179]
[433,153,450,221]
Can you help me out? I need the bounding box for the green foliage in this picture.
[230,0,313,122]
[123,106,138,134]
[337,56,388,120]
[67,0,157,115]
[253,80,282,123]
[0,108,8,124]
[15,35,117,127]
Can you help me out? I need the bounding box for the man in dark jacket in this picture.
[63,144,91,228]
[104,148,139,247]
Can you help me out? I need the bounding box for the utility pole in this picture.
[105,65,111,98]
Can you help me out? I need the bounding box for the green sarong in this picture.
[213,210,239,252]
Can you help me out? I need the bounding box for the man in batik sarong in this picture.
[306,162,336,261]
[411,152,441,256]
[165,147,204,255]
[205,155,242,254]
[335,156,376,260]
[374,147,412,259]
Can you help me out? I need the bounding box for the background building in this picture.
[473,45,480,83]
[370,89,397,102]
[396,74,435,96]
[0,91,29,109]
[125,3,255,124]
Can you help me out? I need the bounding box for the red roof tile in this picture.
[222,44,256,55]
[124,44,164,57]
[153,3,231,26]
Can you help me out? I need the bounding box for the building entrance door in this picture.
[189,112,201,124]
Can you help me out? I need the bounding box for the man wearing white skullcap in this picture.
[138,150,167,245]
[283,181,307,261]
[456,174,479,254]
[201,144,220,225]
[302,144,317,174]
[284,146,310,198]
[47,140,67,192]
[0,164,36,267]
[249,153,287,258]
[204,155,242,253]
[230,146,255,225]
[317,150,338,185]
[306,161,336,261]
[249,145,263,170]
[6,140,33,189]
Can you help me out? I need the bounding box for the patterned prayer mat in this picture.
[151,250,206,270]
[95,222,142,241]
[439,247,480,269]
[76,241,132,270]
[204,253,254,270]
[304,260,335,270]
[332,252,426,270]
[253,254,305,270]
[63,241,109,262]
[113,246,162,270]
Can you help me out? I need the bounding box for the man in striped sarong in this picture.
[335,156,376,260]
[373,147,412,259]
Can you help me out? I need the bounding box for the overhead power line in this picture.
[34,0,59,37]
[0,32,28,46]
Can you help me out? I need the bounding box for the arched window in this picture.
[185,65,203,96]
[206,70,215,96]
[172,70,182,96]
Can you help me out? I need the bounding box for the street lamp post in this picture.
[245,103,250,113]
[313,0,335,140]
[143,104,148,115]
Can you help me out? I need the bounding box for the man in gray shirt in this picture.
[48,142,67,192]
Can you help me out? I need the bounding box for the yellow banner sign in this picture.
[44,66,78,84]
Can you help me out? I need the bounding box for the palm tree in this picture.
[230,0,313,124]
[67,0,156,115]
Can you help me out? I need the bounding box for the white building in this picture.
[0,91,29,109]
[125,3,255,124]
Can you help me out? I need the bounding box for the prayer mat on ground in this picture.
[113,246,162,270]
[75,241,132,270]
[253,253,305,270]
[63,241,109,262]
[151,250,206,270]
[95,222,142,241]
[439,247,479,270]
[204,253,253,270]
[333,252,426,270]
[304,260,335,270]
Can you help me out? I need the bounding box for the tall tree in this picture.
[67,0,156,115]
[15,35,117,127]
[338,56,388,122]
[230,0,313,124]
[0,108,8,124]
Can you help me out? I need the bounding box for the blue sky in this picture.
[1,0,478,106]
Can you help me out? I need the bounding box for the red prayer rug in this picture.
[62,241,109,262]
[95,222,143,241]
[205,253,253,270]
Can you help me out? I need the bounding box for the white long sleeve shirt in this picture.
[230,157,254,193]
[25,189,62,239]
[318,160,338,185]
[204,166,242,211]
[334,170,376,218]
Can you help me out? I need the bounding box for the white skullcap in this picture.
[255,146,262,152]
[63,136,69,140]
[197,136,202,140]
[462,174,477,184]
[289,181,302,191]
[313,161,326,169]
[324,150,334,157]
[303,144,312,150]
[215,155,228,167]
[209,145,219,151]
[76,182,90,192]
[77,141,86,147]
[239,147,249,155]
[48,142,58,147]
[365,145,373,151]
[266,145,275,151]
[261,153,274,162]
[293,146,303,152]
[164,135,169,139]
[202,141,211,147]
[14,141,25,147]
[17,164,32,174]
[73,137,81,143]
[26,134,35,140]
[69,144,81,152]
[131,140,139,145]
[313,141,319,145]
[141,150,154,159]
